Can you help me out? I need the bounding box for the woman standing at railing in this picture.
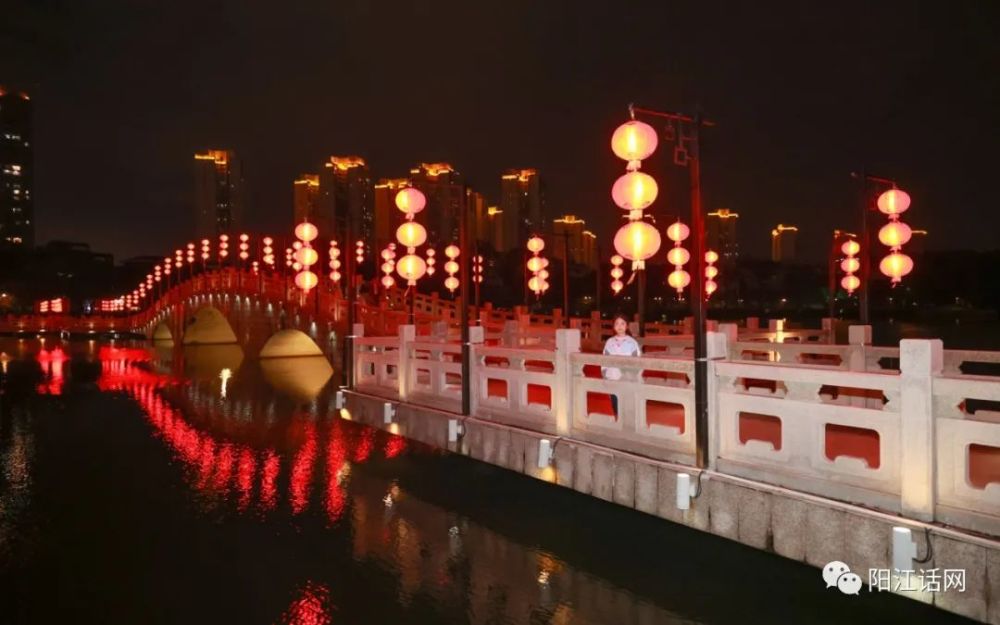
[603,314,641,414]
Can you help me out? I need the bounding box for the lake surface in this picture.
[0,338,977,624]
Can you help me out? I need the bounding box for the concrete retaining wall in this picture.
[343,389,1000,624]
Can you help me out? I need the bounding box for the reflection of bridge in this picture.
[6,266,1000,622]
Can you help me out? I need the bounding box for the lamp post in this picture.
[460,186,471,416]
[628,103,714,469]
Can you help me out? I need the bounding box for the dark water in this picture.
[0,339,976,624]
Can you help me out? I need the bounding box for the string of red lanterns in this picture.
[444,245,460,294]
[293,221,319,292]
[610,119,662,278]
[666,220,691,293]
[704,250,719,297]
[610,254,624,294]
[877,188,914,284]
[328,240,341,284]
[840,238,861,294]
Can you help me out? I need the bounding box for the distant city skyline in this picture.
[1,1,989,262]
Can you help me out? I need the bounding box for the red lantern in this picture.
[611,120,658,163]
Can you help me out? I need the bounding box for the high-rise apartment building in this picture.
[0,87,34,248]
[194,150,243,239]
[293,173,321,229]
[705,208,739,260]
[552,214,598,269]
[771,224,798,262]
[318,156,373,244]
[499,169,543,252]
[474,204,506,252]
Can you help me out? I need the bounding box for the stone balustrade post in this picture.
[683,316,694,334]
[502,320,519,347]
[706,330,729,469]
[745,316,759,331]
[555,328,581,436]
[468,325,485,414]
[821,317,834,344]
[847,324,871,374]
[899,338,942,522]
[767,318,785,332]
[398,324,415,401]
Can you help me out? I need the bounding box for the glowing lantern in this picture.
[526,237,545,254]
[610,267,624,279]
[238,233,250,261]
[668,269,691,291]
[381,275,395,288]
[396,221,427,248]
[526,256,545,273]
[705,280,718,296]
[294,222,318,242]
[841,275,861,292]
[395,187,426,214]
[396,254,427,285]
[444,276,459,291]
[200,238,210,261]
[528,276,544,293]
[294,246,319,266]
[472,254,484,284]
[878,221,912,248]
[526,236,548,296]
[879,251,913,283]
[355,240,365,264]
[613,220,661,270]
[877,189,911,216]
[328,241,341,283]
[666,221,690,243]
[840,257,860,274]
[842,239,860,257]
[219,234,229,259]
[611,120,658,164]
[705,265,719,279]
[611,170,658,213]
[666,247,690,267]
[294,270,318,291]
[444,260,460,274]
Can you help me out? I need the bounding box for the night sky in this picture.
[2,0,998,261]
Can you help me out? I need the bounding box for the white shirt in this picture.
[602,335,641,380]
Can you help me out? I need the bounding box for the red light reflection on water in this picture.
[384,434,407,459]
[277,581,332,625]
[35,346,67,395]
[290,422,318,515]
[325,423,348,523]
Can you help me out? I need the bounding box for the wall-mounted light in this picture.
[892,527,917,572]
[335,390,346,410]
[448,419,464,443]
[676,473,701,510]
[383,402,395,424]
[538,438,554,468]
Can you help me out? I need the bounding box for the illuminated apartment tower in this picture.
[194,150,243,239]
[318,156,373,244]
[0,87,34,248]
[552,215,598,269]
[705,208,739,260]
[475,204,506,252]
[293,174,322,230]
[771,224,799,262]
[499,169,544,252]
[409,163,465,244]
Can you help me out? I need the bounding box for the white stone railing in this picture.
[713,359,904,513]
[471,346,562,434]
[405,337,465,410]
[932,370,1000,536]
[568,351,697,465]
[353,335,401,399]
[353,326,1000,536]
